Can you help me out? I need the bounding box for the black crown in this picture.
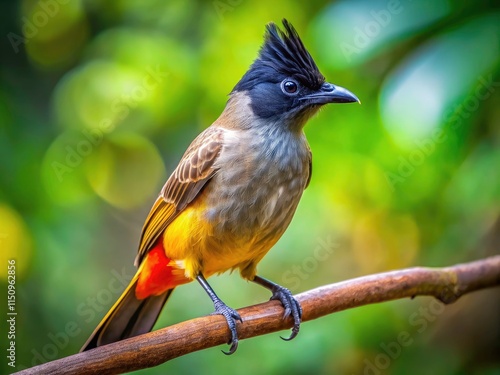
[233,19,325,93]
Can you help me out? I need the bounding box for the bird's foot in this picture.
[197,273,242,354]
[270,285,302,341]
[211,301,242,355]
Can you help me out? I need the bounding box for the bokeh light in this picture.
[85,132,165,208]
[1,1,498,374]
[0,203,32,280]
[380,14,500,146]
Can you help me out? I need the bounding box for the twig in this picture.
[14,256,500,375]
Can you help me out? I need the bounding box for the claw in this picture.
[196,274,243,354]
[280,325,300,341]
[252,276,303,341]
[212,300,242,355]
[222,340,238,355]
[270,285,302,341]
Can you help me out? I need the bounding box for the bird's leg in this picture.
[196,274,242,355]
[251,275,302,341]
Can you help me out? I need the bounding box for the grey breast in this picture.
[205,126,311,241]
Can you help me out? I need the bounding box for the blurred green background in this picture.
[1,0,499,374]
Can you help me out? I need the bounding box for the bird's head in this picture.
[229,19,359,131]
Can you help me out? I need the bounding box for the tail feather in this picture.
[80,275,172,352]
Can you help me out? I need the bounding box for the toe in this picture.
[271,286,302,340]
[213,302,242,354]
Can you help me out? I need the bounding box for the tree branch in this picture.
[15,256,500,375]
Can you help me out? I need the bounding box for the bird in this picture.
[80,18,359,355]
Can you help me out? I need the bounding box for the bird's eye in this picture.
[281,79,299,95]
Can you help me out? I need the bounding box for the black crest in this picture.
[233,19,325,93]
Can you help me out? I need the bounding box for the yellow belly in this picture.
[161,198,282,281]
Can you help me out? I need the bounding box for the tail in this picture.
[80,273,172,352]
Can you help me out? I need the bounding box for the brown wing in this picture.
[134,127,224,266]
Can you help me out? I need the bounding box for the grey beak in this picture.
[301,82,360,105]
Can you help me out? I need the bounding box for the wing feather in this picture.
[134,127,224,266]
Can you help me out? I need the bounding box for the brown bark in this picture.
[14,255,500,375]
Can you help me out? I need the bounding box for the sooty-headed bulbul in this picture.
[81,19,359,354]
